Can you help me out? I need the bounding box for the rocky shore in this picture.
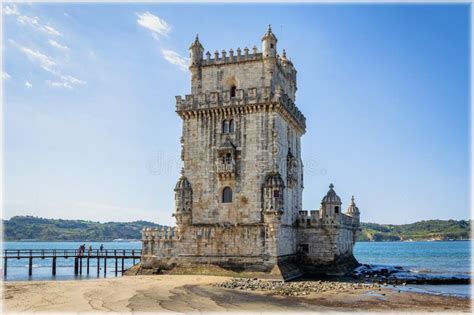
[351,264,471,285]
[216,277,381,296]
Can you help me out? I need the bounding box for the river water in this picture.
[2,240,471,297]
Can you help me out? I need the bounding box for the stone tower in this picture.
[141,27,360,280]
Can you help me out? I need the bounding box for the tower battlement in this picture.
[188,26,298,104]
[175,86,306,132]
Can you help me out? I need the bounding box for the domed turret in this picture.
[173,173,193,225]
[321,183,342,205]
[262,25,277,59]
[320,183,342,219]
[346,195,360,225]
[263,171,285,188]
[175,175,192,191]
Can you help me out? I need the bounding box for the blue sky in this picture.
[3,3,470,225]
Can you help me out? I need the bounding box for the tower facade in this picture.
[141,27,360,279]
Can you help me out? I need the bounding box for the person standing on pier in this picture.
[100,244,104,254]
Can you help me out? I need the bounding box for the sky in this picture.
[2,3,470,225]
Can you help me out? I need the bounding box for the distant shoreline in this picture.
[3,216,471,243]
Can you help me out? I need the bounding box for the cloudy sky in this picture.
[3,3,470,225]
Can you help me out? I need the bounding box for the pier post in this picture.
[28,257,33,276]
[121,257,124,274]
[74,257,78,275]
[97,257,100,276]
[132,250,135,265]
[4,256,7,277]
[104,257,107,277]
[87,257,90,275]
[115,258,118,276]
[79,257,83,275]
[52,257,57,276]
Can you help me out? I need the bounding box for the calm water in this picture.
[2,241,471,285]
[2,241,141,281]
[354,241,472,274]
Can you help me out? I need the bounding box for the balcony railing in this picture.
[217,163,235,173]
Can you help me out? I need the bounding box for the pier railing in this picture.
[2,249,142,277]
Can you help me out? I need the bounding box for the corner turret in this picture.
[173,171,193,226]
[189,34,204,67]
[262,25,277,59]
[320,183,342,218]
[346,195,360,225]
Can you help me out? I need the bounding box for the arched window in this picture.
[222,187,233,203]
[229,119,235,133]
[335,206,340,214]
[225,153,232,164]
[230,85,236,98]
[222,120,229,133]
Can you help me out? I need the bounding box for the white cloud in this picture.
[3,71,11,79]
[13,42,86,90]
[136,12,170,40]
[4,5,19,16]
[25,81,32,88]
[48,39,69,50]
[5,5,62,36]
[46,80,73,90]
[161,49,188,72]
[18,45,56,68]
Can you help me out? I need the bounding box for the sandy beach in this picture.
[2,275,471,313]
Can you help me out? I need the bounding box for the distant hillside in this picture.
[2,216,471,242]
[2,216,164,241]
[358,220,471,241]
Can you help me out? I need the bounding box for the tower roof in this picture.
[264,171,285,188]
[189,34,203,50]
[261,25,277,42]
[175,175,192,191]
[321,183,342,204]
[347,195,360,214]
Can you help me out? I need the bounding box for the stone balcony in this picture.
[216,162,235,180]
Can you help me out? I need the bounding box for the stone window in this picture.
[222,187,233,203]
[222,120,229,133]
[335,206,340,214]
[222,119,235,134]
[230,85,236,98]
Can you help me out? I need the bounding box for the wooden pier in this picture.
[2,249,141,277]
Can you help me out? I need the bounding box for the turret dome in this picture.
[261,25,277,42]
[346,195,360,214]
[263,171,285,188]
[321,183,342,204]
[175,175,192,191]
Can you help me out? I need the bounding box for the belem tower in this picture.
[140,26,361,280]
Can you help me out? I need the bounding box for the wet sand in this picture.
[2,275,471,312]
